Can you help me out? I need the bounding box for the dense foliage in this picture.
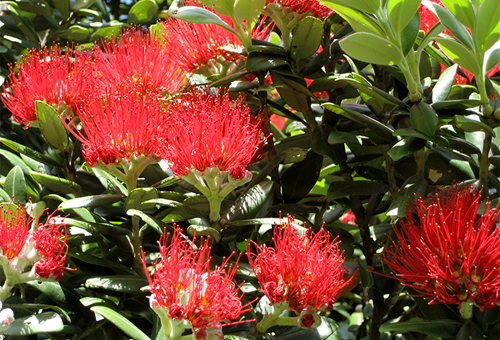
[0,0,499,339]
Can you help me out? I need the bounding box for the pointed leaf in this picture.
[222,181,273,222]
[380,319,462,337]
[432,64,458,102]
[0,312,63,335]
[92,167,128,195]
[327,181,390,200]
[58,194,124,210]
[435,37,480,76]
[387,0,421,34]
[54,217,131,236]
[86,276,149,294]
[91,306,150,340]
[124,187,158,211]
[473,0,500,53]
[281,150,323,204]
[169,5,238,36]
[340,32,404,65]
[4,166,27,204]
[440,0,475,29]
[387,137,427,161]
[30,171,81,195]
[0,137,63,168]
[320,0,385,35]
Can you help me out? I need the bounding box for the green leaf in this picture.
[339,32,404,65]
[59,25,90,42]
[92,167,128,195]
[145,198,207,217]
[0,312,63,335]
[379,318,462,337]
[387,175,428,217]
[90,306,150,340]
[58,194,124,210]
[312,123,348,164]
[473,0,500,53]
[291,17,323,61]
[410,102,438,137]
[485,41,500,72]
[222,181,273,222]
[387,137,427,161]
[457,320,483,340]
[281,150,323,204]
[54,0,70,19]
[387,0,421,34]
[128,0,158,24]
[432,99,486,110]
[322,103,397,143]
[440,0,475,30]
[198,0,234,17]
[233,0,265,28]
[127,209,165,234]
[339,75,408,107]
[169,6,238,36]
[400,11,420,56]
[432,64,458,102]
[327,180,390,200]
[0,137,63,168]
[30,171,81,195]
[124,187,158,211]
[393,129,481,154]
[86,276,149,294]
[56,217,131,236]
[3,303,71,323]
[320,1,384,35]
[246,52,288,72]
[453,115,496,136]
[68,248,136,275]
[4,166,27,204]
[435,37,480,75]
[425,1,474,50]
[35,101,69,151]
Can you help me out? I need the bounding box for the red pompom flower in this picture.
[0,202,68,301]
[1,45,92,126]
[380,185,500,318]
[247,217,352,331]
[140,226,248,339]
[265,0,333,18]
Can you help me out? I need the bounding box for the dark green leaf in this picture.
[86,276,149,294]
[380,319,462,337]
[281,150,323,204]
[387,0,421,36]
[410,102,438,137]
[60,217,130,235]
[453,115,496,136]
[312,123,347,164]
[246,52,288,72]
[124,187,158,211]
[387,137,427,161]
[92,167,128,195]
[4,166,27,204]
[401,11,420,56]
[58,194,124,210]
[387,175,428,217]
[393,128,481,154]
[327,180,390,200]
[68,249,136,275]
[457,320,483,340]
[222,181,273,222]
[90,306,150,340]
[59,25,90,41]
[339,75,408,107]
[127,209,165,235]
[322,103,397,143]
[432,99,486,110]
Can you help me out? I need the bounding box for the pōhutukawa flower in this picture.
[247,216,354,332]
[265,0,333,19]
[380,185,500,319]
[160,89,266,226]
[1,44,93,127]
[0,202,68,302]
[61,83,169,192]
[140,226,249,340]
[94,27,186,95]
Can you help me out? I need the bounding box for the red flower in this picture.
[0,202,68,281]
[247,217,353,312]
[140,226,247,332]
[94,27,186,94]
[265,0,333,19]
[339,210,356,225]
[161,89,266,180]
[63,84,168,166]
[160,1,271,76]
[1,45,92,127]
[380,185,500,310]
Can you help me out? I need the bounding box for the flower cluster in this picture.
[0,202,68,301]
[1,45,92,126]
[380,185,500,313]
[140,226,247,339]
[247,217,352,331]
[265,0,333,19]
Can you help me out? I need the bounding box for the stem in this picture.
[0,281,14,303]
[381,145,399,197]
[369,282,404,340]
[255,301,289,333]
[130,216,146,276]
[476,76,493,117]
[479,131,492,191]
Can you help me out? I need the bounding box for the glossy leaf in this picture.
[68,248,136,275]
[453,115,496,135]
[387,175,429,217]
[473,0,500,53]
[35,101,69,151]
[400,11,420,56]
[30,171,82,195]
[59,25,90,41]
[457,320,483,340]
[222,180,273,222]
[0,137,63,168]
[58,194,124,210]
[128,0,158,24]
[4,166,27,204]
[387,137,427,161]
[432,64,457,102]
[246,52,288,72]
[410,102,438,137]
[432,99,486,110]
[86,276,149,294]
[327,180,390,200]
[440,0,475,29]
[127,209,165,235]
[124,187,158,211]
[91,306,150,340]
[0,312,63,335]
[281,150,323,204]
[92,167,128,195]
[320,0,385,35]
[233,0,265,29]
[393,128,481,154]
[436,37,480,75]
[169,5,238,36]
[340,32,404,65]
[387,0,421,34]
[291,17,323,61]
[55,217,131,236]
[380,318,462,337]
